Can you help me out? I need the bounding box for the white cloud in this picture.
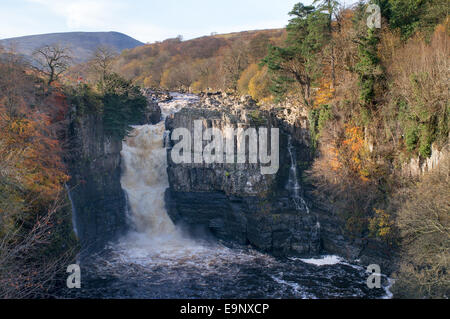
[24,0,175,42]
[27,0,123,29]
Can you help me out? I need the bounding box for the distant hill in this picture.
[0,31,144,63]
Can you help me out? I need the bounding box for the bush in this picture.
[309,104,333,150]
[392,157,450,299]
[102,73,147,138]
[68,84,103,118]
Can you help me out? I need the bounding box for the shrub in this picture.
[102,73,147,138]
[392,158,450,298]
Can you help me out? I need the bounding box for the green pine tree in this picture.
[262,3,331,105]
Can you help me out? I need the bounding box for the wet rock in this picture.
[145,99,162,124]
[164,98,320,257]
[66,94,163,252]
[65,114,128,252]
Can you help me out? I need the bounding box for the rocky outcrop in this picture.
[402,144,449,177]
[143,99,162,125]
[165,95,320,256]
[141,88,173,103]
[66,96,162,252]
[66,114,127,252]
[164,93,400,271]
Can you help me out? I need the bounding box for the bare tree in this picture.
[0,193,77,299]
[393,155,450,298]
[0,45,30,117]
[33,44,72,86]
[220,40,250,91]
[89,46,118,91]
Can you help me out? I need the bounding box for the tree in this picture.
[392,157,450,299]
[160,59,194,90]
[33,45,72,86]
[190,58,221,91]
[262,3,330,105]
[0,46,30,118]
[237,63,259,95]
[220,40,250,91]
[313,0,341,89]
[249,33,272,62]
[369,0,448,39]
[102,73,148,138]
[89,46,118,92]
[353,3,384,116]
[0,51,76,298]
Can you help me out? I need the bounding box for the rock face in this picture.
[402,144,450,177]
[165,97,320,256]
[143,99,162,125]
[163,94,399,271]
[66,114,127,252]
[66,96,162,252]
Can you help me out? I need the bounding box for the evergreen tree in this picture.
[388,0,448,39]
[102,73,147,138]
[313,0,341,88]
[353,2,384,121]
[262,3,330,105]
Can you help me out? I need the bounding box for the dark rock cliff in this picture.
[164,94,394,269]
[65,88,393,267]
[66,114,128,252]
[165,97,321,256]
[66,98,161,252]
[271,97,395,270]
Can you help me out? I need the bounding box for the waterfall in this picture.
[65,183,79,238]
[117,93,200,254]
[121,123,176,236]
[287,136,309,213]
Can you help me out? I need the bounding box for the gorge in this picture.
[65,93,392,299]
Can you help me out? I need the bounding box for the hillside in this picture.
[0,31,144,63]
[111,28,286,98]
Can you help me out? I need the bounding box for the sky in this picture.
[0,0,359,43]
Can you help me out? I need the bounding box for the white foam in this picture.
[270,274,316,299]
[294,255,343,266]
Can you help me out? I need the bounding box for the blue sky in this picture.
[0,0,359,42]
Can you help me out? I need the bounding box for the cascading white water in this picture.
[121,122,176,236]
[65,183,79,238]
[121,93,197,237]
[287,136,309,213]
[118,94,202,257]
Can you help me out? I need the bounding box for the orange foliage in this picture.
[313,80,335,108]
[0,90,69,203]
[328,145,342,172]
[341,125,369,181]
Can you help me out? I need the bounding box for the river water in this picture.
[73,93,392,299]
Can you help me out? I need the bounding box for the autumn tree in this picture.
[0,47,31,118]
[160,60,194,90]
[191,57,220,91]
[220,40,250,91]
[386,0,449,39]
[89,46,118,92]
[33,44,72,86]
[248,33,272,63]
[392,157,450,298]
[0,52,76,297]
